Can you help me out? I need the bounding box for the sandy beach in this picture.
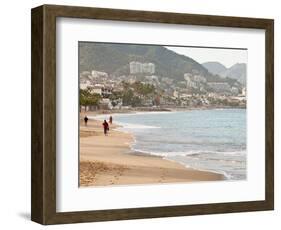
[79,114,223,187]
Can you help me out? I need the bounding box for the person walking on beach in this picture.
[109,115,113,124]
[102,120,109,136]
[84,115,88,126]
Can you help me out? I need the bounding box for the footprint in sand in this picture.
[113,169,123,181]
[114,175,119,181]
[159,167,166,181]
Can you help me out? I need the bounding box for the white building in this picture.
[84,83,112,97]
[145,75,159,83]
[91,87,102,95]
[231,87,239,95]
[179,93,192,99]
[91,70,108,79]
[184,73,192,81]
[184,73,206,89]
[173,90,179,98]
[161,77,174,84]
[80,71,91,78]
[242,87,246,96]
[207,82,231,92]
[187,80,198,88]
[193,75,206,83]
[129,61,155,74]
[129,61,141,74]
[80,80,92,90]
[142,63,155,74]
[99,98,113,110]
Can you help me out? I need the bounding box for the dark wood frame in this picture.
[31,4,274,225]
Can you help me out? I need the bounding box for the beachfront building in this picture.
[86,84,113,98]
[89,84,103,95]
[99,98,113,110]
[142,99,154,106]
[179,93,192,100]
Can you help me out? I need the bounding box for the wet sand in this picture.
[79,116,223,187]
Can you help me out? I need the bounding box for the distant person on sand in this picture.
[84,115,88,126]
[109,115,113,124]
[103,120,109,136]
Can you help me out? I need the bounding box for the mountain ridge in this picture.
[79,43,212,81]
[202,62,246,85]
[202,62,227,75]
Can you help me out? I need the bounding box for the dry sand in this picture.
[79,115,223,187]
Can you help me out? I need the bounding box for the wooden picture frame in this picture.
[31,4,274,225]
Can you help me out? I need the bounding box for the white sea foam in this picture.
[90,111,174,121]
[130,147,235,179]
[164,157,233,180]
[130,147,246,180]
[116,122,160,130]
[134,111,175,115]
[131,148,246,157]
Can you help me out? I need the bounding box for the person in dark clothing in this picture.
[84,115,88,126]
[102,120,109,135]
[109,115,113,124]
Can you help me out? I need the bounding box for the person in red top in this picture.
[102,120,109,136]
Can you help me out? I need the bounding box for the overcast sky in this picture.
[165,46,247,68]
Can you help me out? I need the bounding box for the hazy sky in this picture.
[166,46,247,68]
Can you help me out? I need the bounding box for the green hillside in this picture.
[79,42,212,81]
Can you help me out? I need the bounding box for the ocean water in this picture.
[98,109,247,180]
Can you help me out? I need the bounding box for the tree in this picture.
[131,96,142,107]
[109,91,122,101]
[154,95,161,106]
[80,88,101,111]
[131,81,156,97]
[122,81,130,90]
[122,89,134,106]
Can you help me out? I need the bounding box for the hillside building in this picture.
[129,61,155,74]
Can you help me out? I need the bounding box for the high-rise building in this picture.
[129,61,155,74]
[148,63,155,73]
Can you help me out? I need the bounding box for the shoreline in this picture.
[79,116,224,187]
[81,106,246,116]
